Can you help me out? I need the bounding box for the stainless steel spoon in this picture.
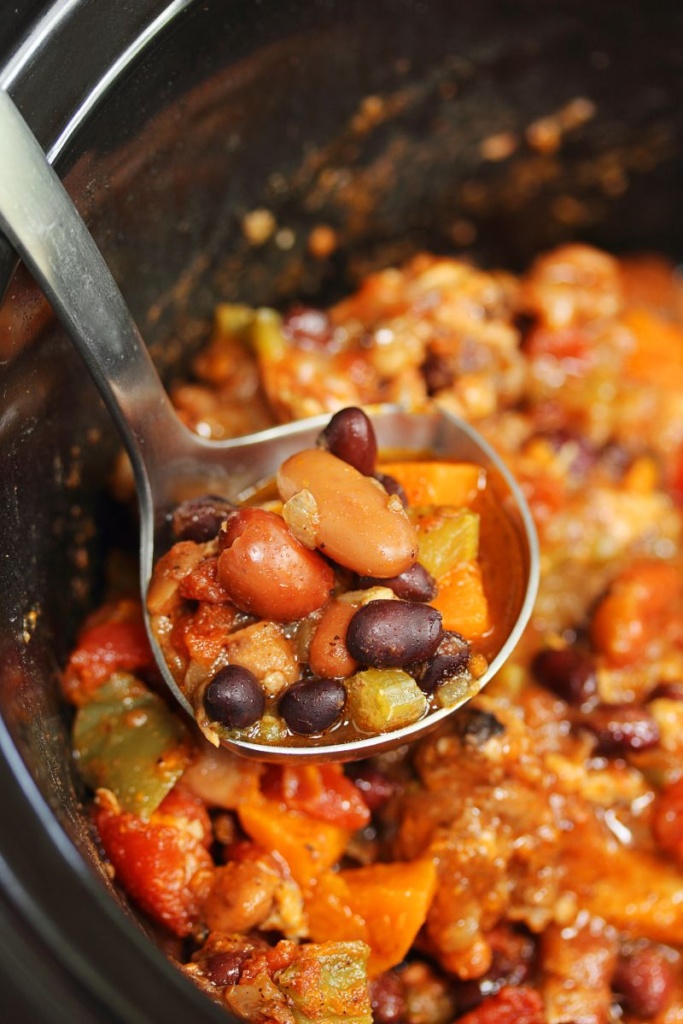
[0,90,539,763]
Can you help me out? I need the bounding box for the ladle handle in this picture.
[0,90,187,498]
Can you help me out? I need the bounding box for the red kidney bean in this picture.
[531,647,597,706]
[349,765,395,811]
[346,600,443,668]
[369,972,406,1024]
[278,677,346,735]
[375,472,408,506]
[581,704,660,756]
[414,630,471,693]
[204,665,265,729]
[422,349,455,394]
[317,406,378,476]
[357,562,437,603]
[217,508,334,621]
[171,495,235,542]
[204,950,249,987]
[283,305,336,349]
[612,947,675,1018]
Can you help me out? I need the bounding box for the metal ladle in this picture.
[0,90,539,763]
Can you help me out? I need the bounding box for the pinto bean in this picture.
[277,449,418,577]
[202,853,281,934]
[217,508,334,621]
[308,599,358,678]
[346,600,442,668]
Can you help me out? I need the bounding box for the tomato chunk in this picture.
[94,787,214,936]
[63,618,155,705]
[261,764,371,831]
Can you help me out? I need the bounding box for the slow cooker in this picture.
[1,1,682,1020]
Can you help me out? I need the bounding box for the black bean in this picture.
[317,407,378,476]
[369,972,406,1024]
[172,495,235,542]
[357,562,437,603]
[204,665,265,729]
[279,677,346,735]
[414,631,471,693]
[581,704,660,756]
[375,472,408,506]
[531,647,598,707]
[204,950,249,987]
[347,600,443,668]
[454,707,505,747]
[613,947,675,1018]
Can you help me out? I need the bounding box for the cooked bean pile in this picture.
[66,245,683,1023]
[147,407,493,746]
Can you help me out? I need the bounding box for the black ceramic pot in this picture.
[1,2,682,1021]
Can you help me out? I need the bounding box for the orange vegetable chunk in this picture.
[379,460,485,507]
[337,858,438,975]
[237,797,350,887]
[622,307,683,391]
[431,560,491,639]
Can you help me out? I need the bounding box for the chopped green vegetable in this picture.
[276,941,372,1024]
[346,669,427,733]
[434,675,471,709]
[415,507,480,578]
[73,673,190,819]
[214,302,261,339]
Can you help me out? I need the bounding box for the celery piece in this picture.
[346,669,427,734]
[417,507,480,579]
[250,308,287,362]
[434,675,471,709]
[276,941,372,1024]
[73,673,190,819]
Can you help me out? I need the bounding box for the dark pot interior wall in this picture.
[0,0,682,1018]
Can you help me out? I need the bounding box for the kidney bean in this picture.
[308,599,358,678]
[349,765,395,812]
[422,349,455,394]
[581,704,660,756]
[317,406,378,476]
[414,630,471,693]
[204,665,265,729]
[217,508,334,621]
[171,495,235,542]
[204,949,249,987]
[375,472,408,506]
[612,947,674,1018]
[277,449,418,577]
[278,677,346,735]
[357,561,437,603]
[369,972,406,1024]
[346,600,442,668]
[531,647,597,706]
[283,305,336,349]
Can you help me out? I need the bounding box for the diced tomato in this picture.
[261,764,371,831]
[178,603,239,665]
[94,787,214,937]
[457,986,544,1024]
[63,618,155,705]
[178,557,232,603]
[524,325,591,366]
